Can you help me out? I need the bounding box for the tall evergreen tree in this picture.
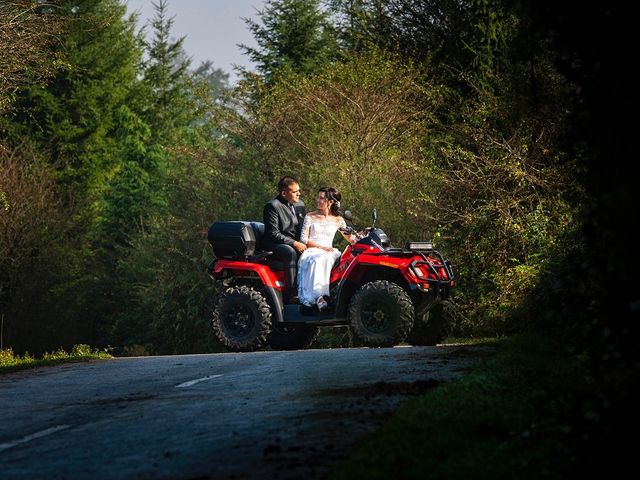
[140,0,194,144]
[241,0,339,81]
[5,0,144,200]
[104,1,229,354]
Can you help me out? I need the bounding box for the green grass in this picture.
[328,334,599,479]
[0,344,112,374]
[439,336,505,345]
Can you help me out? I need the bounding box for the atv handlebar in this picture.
[339,226,367,243]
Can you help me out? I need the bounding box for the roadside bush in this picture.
[428,67,584,336]
[0,145,83,354]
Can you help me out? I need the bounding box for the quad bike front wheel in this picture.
[348,280,414,347]
[212,285,272,352]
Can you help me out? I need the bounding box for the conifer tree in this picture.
[241,0,339,80]
[104,1,227,353]
[6,0,144,201]
[140,0,194,144]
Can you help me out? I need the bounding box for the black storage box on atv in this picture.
[208,221,263,259]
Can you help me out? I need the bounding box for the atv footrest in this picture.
[281,304,344,325]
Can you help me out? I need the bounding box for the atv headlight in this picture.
[413,264,429,278]
[407,241,433,251]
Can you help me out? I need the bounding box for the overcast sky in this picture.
[124,0,266,82]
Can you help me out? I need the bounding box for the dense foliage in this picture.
[0,1,634,395]
[0,0,226,354]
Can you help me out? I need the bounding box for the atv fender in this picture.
[212,260,286,323]
[264,285,285,324]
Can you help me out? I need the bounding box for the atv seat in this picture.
[248,222,288,270]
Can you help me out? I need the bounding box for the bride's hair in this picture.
[319,187,342,216]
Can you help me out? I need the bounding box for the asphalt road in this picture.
[0,345,485,479]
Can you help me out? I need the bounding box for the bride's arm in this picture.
[307,240,333,252]
[338,218,355,244]
[300,215,311,244]
[305,237,333,251]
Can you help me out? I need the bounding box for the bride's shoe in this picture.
[316,295,328,311]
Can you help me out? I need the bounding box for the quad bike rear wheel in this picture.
[267,324,320,351]
[348,280,414,347]
[212,285,271,352]
[406,300,456,346]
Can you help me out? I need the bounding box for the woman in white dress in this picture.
[297,187,353,309]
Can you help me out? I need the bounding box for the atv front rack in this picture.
[408,253,455,300]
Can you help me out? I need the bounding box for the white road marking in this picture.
[0,425,71,452]
[175,374,223,388]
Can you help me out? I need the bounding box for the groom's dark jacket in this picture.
[263,196,306,248]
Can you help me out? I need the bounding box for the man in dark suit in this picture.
[263,176,307,302]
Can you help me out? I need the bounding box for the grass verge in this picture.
[328,333,614,479]
[0,344,111,374]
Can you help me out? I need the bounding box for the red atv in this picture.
[207,210,455,352]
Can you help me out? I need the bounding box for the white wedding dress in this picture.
[297,215,347,306]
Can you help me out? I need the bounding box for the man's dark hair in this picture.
[277,176,298,194]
